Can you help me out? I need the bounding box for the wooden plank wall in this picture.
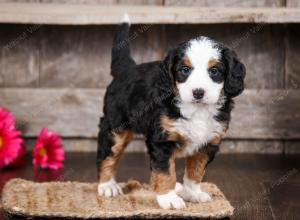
[0,0,299,154]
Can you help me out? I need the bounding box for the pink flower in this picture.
[0,123,24,169]
[33,128,64,170]
[0,107,16,129]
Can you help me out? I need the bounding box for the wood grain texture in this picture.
[39,26,113,88]
[165,0,285,7]
[165,24,285,89]
[264,182,300,220]
[0,89,299,139]
[40,0,164,5]
[39,25,163,88]
[284,141,300,154]
[0,0,39,2]
[0,89,104,138]
[0,3,300,25]
[0,0,163,4]
[229,89,300,139]
[206,154,300,220]
[0,24,285,88]
[287,0,300,7]
[220,140,284,153]
[285,24,300,89]
[0,24,40,87]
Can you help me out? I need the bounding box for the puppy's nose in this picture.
[193,88,205,100]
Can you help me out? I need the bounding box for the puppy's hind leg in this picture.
[97,119,133,197]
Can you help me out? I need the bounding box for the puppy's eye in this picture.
[209,68,219,76]
[180,66,191,76]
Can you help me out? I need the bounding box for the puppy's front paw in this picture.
[180,185,212,203]
[98,179,123,197]
[156,190,186,209]
[184,190,212,203]
[175,182,183,193]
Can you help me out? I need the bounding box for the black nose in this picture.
[193,89,205,100]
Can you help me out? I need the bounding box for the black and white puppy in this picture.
[97,14,246,209]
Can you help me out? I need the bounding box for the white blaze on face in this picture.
[178,38,223,104]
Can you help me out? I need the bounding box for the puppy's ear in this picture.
[164,48,177,84]
[223,48,246,98]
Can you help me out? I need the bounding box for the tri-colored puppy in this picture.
[97,14,246,209]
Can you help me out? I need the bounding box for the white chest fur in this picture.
[172,102,224,156]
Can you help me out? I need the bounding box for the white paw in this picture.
[175,182,183,193]
[183,190,212,203]
[98,179,123,197]
[180,185,212,203]
[156,190,186,209]
[180,177,212,203]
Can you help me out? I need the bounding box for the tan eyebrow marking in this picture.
[183,56,193,68]
[208,58,219,69]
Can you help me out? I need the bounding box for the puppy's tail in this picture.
[111,13,136,77]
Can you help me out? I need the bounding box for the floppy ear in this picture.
[163,48,178,85]
[223,48,246,98]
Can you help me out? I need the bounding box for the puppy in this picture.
[97,14,246,209]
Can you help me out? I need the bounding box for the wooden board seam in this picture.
[0,4,300,24]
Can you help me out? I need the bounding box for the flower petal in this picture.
[32,128,65,170]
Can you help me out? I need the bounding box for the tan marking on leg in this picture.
[99,131,133,183]
[160,116,187,144]
[151,155,176,195]
[174,147,185,158]
[185,153,209,184]
[207,58,219,69]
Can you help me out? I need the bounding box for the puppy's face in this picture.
[166,37,246,104]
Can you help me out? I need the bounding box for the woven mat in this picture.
[1,178,234,219]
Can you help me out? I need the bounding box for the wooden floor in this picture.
[0,153,299,220]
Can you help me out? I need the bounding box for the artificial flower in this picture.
[33,128,64,170]
[0,107,16,129]
[0,123,24,169]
